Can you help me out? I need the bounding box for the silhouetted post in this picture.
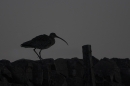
[82,45,96,86]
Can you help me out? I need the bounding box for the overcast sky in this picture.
[0,0,130,62]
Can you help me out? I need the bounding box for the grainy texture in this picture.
[0,57,129,86]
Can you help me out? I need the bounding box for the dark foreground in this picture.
[0,57,129,86]
[0,44,129,86]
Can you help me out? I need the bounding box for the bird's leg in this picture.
[33,48,44,65]
[39,49,42,57]
[39,49,43,60]
[38,50,44,65]
[33,48,42,60]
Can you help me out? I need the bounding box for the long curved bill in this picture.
[56,36,68,45]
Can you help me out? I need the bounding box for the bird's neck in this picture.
[49,35,55,39]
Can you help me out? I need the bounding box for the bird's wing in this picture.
[31,34,49,41]
[31,34,52,48]
[21,34,51,48]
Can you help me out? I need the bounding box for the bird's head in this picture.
[50,33,57,37]
[50,33,68,45]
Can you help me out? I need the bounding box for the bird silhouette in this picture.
[21,33,68,61]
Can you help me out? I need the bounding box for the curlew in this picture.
[21,33,68,61]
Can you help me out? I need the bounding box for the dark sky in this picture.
[0,0,130,62]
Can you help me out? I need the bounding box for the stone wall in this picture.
[0,57,129,86]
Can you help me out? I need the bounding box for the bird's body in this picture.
[21,34,55,49]
[21,33,68,61]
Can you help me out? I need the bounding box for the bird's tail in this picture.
[21,41,33,48]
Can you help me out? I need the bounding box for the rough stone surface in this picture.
[1,65,12,83]
[55,58,68,78]
[0,63,4,81]
[94,57,122,86]
[11,65,27,84]
[0,77,11,86]
[0,57,129,86]
[25,62,33,83]
[67,57,85,78]
[49,70,65,86]
[92,56,99,66]
[67,77,84,86]
[0,59,11,66]
[32,62,43,85]
[66,57,85,86]
[111,58,130,86]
